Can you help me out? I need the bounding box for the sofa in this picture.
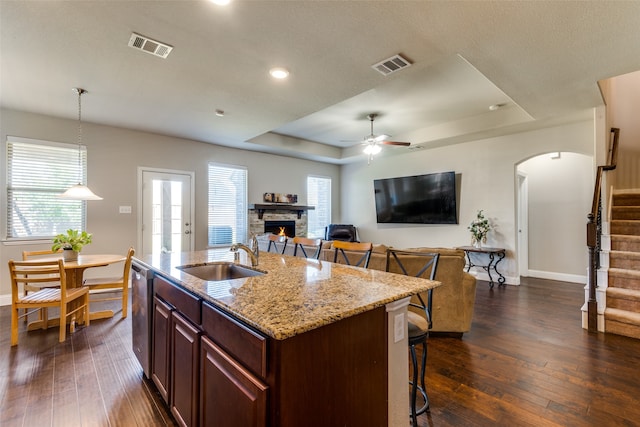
[254,235,476,336]
[320,244,477,336]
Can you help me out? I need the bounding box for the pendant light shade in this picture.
[60,183,103,200]
[60,88,103,201]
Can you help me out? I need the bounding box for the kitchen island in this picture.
[133,248,441,427]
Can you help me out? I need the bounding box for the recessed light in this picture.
[209,0,231,5]
[215,109,225,117]
[489,103,506,111]
[269,67,290,79]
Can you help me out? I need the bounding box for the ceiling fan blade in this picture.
[381,140,411,146]
[373,134,390,142]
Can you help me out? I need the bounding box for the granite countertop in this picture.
[136,249,441,340]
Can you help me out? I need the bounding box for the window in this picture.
[307,175,331,239]
[6,137,87,239]
[208,163,248,246]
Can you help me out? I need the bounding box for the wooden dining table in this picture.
[27,253,126,331]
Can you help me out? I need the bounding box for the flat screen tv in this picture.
[373,171,457,224]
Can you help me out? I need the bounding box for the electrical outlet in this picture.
[394,313,405,343]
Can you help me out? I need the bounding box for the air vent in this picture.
[371,54,412,76]
[128,32,173,59]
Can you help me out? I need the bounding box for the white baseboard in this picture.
[526,269,587,284]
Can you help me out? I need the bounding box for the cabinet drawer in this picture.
[202,302,267,379]
[155,276,201,325]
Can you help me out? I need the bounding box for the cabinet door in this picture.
[200,336,268,427]
[171,311,202,427]
[152,296,173,404]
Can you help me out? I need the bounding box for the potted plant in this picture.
[52,229,93,261]
[468,210,491,248]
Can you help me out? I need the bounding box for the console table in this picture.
[457,246,506,288]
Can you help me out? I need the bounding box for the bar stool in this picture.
[292,236,323,259]
[385,248,440,425]
[331,240,373,268]
[266,234,288,254]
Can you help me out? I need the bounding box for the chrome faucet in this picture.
[230,235,259,267]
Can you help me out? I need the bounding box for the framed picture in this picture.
[263,193,298,204]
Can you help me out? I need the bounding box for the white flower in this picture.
[468,210,491,244]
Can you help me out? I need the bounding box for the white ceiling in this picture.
[2,1,640,164]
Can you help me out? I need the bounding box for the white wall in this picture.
[518,152,593,281]
[340,119,595,285]
[0,109,340,299]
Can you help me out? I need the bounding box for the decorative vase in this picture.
[473,240,482,249]
[63,249,78,261]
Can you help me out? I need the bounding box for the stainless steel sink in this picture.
[176,262,265,281]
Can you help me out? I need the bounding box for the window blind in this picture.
[6,137,87,239]
[307,175,331,238]
[208,163,248,246]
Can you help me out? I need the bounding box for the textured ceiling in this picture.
[2,1,640,163]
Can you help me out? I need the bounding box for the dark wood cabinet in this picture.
[171,311,202,427]
[148,274,389,426]
[151,295,173,403]
[200,335,268,427]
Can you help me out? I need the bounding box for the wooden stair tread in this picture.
[608,267,640,278]
[607,287,640,300]
[605,307,640,325]
[611,234,640,242]
[611,220,640,225]
[610,250,640,258]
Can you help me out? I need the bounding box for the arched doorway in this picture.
[516,152,593,283]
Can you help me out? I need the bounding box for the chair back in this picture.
[332,241,373,268]
[123,247,135,281]
[292,237,323,259]
[266,234,288,254]
[22,249,63,260]
[9,259,66,302]
[386,249,439,329]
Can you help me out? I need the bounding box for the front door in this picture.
[141,169,194,256]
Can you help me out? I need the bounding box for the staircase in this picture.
[605,191,640,339]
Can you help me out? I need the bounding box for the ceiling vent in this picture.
[128,32,173,59]
[371,54,412,76]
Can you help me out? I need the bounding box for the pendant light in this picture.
[60,88,103,200]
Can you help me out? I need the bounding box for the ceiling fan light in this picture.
[363,144,381,155]
[59,184,103,200]
[269,67,289,79]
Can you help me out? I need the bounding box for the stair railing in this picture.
[586,127,619,332]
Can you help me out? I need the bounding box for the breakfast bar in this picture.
[134,249,441,427]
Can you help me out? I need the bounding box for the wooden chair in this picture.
[9,259,89,345]
[266,234,288,254]
[332,240,373,268]
[21,249,63,322]
[385,248,440,425]
[292,236,323,259]
[82,247,135,319]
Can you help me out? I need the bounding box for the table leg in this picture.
[486,252,496,288]
[464,252,472,272]
[494,252,506,286]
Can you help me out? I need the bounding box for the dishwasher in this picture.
[131,261,154,378]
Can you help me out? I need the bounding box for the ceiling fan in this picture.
[360,113,410,163]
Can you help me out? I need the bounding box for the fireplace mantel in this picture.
[249,204,315,219]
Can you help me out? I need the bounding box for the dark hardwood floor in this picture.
[0,294,176,427]
[1,278,640,426]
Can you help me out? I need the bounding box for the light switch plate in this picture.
[119,205,132,214]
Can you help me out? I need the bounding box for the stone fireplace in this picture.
[248,204,314,239]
